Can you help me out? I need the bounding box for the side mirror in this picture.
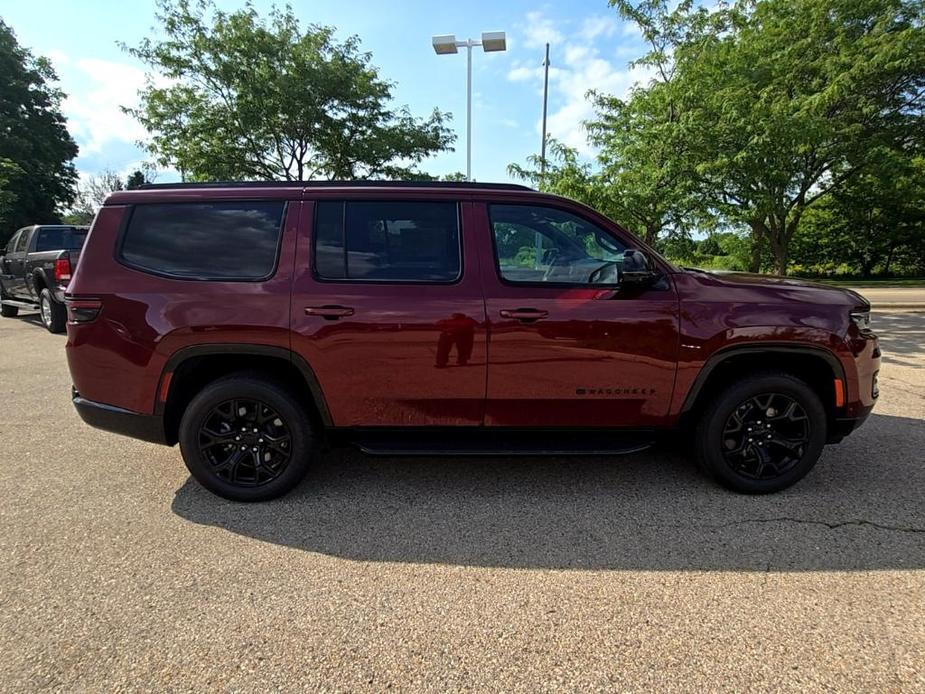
[620,249,661,288]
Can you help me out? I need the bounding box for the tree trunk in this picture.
[644,223,659,246]
[747,221,766,273]
[772,243,788,276]
[883,239,897,276]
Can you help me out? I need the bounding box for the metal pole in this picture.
[466,40,473,181]
[540,42,550,179]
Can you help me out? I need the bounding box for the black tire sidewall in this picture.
[40,288,66,333]
[179,377,314,501]
[695,373,827,494]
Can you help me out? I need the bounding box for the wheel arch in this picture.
[679,344,847,427]
[32,268,49,293]
[156,344,332,445]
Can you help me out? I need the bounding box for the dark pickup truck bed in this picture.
[1,224,87,333]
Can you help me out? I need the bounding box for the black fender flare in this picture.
[156,343,333,427]
[679,343,846,415]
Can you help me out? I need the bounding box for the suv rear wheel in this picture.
[694,372,827,493]
[179,374,315,501]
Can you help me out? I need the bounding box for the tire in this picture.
[694,371,827,494]
[39,288,66,333]
[179,373,315,501]
[0,303,17,318]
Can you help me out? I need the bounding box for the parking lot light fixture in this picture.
[431,30,507,181]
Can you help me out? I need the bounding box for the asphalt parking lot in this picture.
[1,311,923,691]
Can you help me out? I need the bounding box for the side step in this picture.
[1,299,39,310]
[348,429,654,457]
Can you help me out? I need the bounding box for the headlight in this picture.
[850,309,871,333]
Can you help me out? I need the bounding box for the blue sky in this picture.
[2,0,650,184]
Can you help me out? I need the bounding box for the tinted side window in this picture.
[489,204,627,285]
[15,229,30,253]
[35,227,86,252]
[5,230,21,254]
[120,202,285,280]
[314,201,460,282]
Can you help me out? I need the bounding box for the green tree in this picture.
[508,1,711,246]
[0,20,78,244]
[125,0,455,181]
[65,169,126,225]
[126,169,154,189]
[584,0,714,244]
[674,0,925,274]
[792,149,925,277]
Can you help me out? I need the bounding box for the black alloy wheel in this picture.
[720,393,810,480]
[197,398,293,487]
[179,374,315,501]
[694,372,827,494]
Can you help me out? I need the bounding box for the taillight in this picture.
[54,257,72,282]
[65,298,101,323]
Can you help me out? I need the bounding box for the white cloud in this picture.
[508,10,652,155]
[62,57,151,155]
[45,49,70,67]
[580,16,618,42]
[522,10,564,49]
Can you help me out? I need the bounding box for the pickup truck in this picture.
[1,224,87,333]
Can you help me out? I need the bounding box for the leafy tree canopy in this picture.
[509,0,925,276]
[125,0,455,181]
[675,0,925,273]
[0,19,78,244]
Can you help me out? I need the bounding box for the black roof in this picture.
[137,180,533,192]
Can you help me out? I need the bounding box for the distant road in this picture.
[847,287,925,309]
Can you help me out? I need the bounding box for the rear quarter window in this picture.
[118,201,285,280]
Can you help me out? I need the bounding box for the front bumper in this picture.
[72,389,170,445]
[827,404,875,443]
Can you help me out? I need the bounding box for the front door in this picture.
[477,202,679,428]
[5,228,30,298]
[290,199,488,427]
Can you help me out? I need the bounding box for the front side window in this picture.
[119,202,285,280]
[489,204,627,285]
[314,201,460,282]
[5,230,22,254]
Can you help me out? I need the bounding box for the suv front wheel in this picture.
[694,372,828,493]
[179,374,316,501]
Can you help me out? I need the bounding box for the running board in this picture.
[1,299,39,309]
[348,429,654,457]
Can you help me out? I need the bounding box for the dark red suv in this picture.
[65,182,880,500]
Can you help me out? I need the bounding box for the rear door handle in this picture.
[305,305,355,320]
[499,308,549,322]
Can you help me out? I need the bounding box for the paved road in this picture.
[1,312,923,691]
[847,287,925,309]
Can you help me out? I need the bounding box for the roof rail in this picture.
[137,180,534,192]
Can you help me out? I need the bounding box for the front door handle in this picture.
[305,305,355,320]
[499,308,549,322]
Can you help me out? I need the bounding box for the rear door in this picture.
[477,201,680,428]
[290,198,487,427]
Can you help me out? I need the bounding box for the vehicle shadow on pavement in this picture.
[172,413,925,571]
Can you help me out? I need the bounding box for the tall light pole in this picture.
[432,31,507,181]
[540,42,550,180]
